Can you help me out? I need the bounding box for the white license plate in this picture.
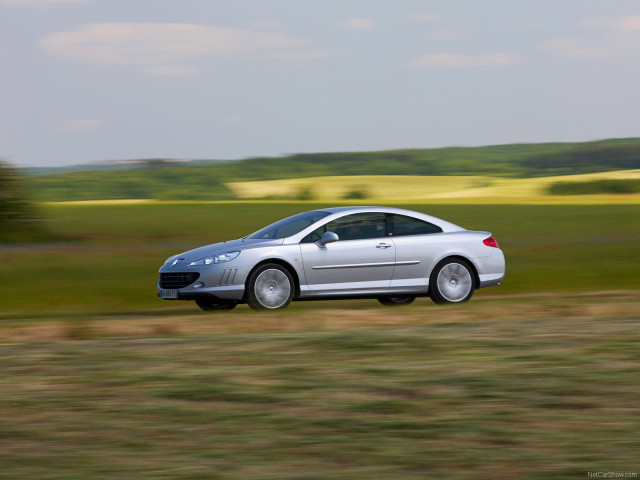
[161,289,178,299]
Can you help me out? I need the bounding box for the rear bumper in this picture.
[478,272,505,288]
[474,248,505,289]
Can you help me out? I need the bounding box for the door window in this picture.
[301,212,387,242]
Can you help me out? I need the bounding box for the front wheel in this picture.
[377,296,416,306]
[430,259,475,304]
[246,264,295,311]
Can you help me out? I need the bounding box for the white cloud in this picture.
[430,30,464,42]
[265,49,344,60]
[617,16,640,32]
[413,13,441,22]
[213,114,247,125]
[60,118,106,132]
[539,37,611,59]
[580,16,618,29]
[341,18,378,31]
[246,21,285,30]
[0,0,89,4]
[543,15,640,59]
[143,65,199,77]
[581,15,640,32]
[38,23,306,75]
[410,52,521,68]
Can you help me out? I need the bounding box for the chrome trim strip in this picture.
[313,262,394,270]
[312,260,420,270]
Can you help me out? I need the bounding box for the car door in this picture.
[299,212,395,294]
[387,213,444,292]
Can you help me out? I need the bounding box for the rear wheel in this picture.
[195,299,237,312]
[430,259,475,304]
[246,264,294,311]
[377,296,416,306]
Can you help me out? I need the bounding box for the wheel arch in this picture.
[246,258,301,297]
[431,255,480,291]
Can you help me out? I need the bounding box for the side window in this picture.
[390,214,442,236]
[327,213,387,241]
[301,213,387,243]
[301,225,325,243]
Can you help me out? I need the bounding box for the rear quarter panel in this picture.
[390,231,498,291]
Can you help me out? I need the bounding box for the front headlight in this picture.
[164,255,181,266]
[189,251,240,266]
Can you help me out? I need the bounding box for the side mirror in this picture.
[316,231,339,247]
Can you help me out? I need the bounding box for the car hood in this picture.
[164,238,284,265]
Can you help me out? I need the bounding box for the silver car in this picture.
[158,206,505,311]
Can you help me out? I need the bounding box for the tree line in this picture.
[10,138,640,204]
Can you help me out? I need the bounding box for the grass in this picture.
[1,200,638,479]
[0,202,638,319]
[1,311,638,479]
[226,170,640,204]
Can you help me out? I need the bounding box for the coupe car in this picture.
[158,206,505,311]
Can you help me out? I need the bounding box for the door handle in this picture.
[376,243,391,249]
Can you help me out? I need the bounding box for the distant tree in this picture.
[521,144,640,176]
[144,159,171,169]
[342,186,369,200]
[295,186,317,201]
[0,159,40,237]
[548,179,640,195]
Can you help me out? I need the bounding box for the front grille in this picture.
[159,272,200,289]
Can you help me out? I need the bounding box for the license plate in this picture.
[160,289,178,299]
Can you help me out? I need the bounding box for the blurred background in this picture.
[1,1,639,479]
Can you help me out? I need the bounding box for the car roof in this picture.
[309,206,465,232]
[319,206,380,213]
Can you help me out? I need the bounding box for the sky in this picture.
[2,0,640,168]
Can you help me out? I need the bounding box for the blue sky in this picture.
[2,0,639,167]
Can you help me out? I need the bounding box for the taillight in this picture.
[483,236,499,248]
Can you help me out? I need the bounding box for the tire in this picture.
[429,259,475,304]
[195,299,237,312]
[246,263,295,311]
[377,296,416,306]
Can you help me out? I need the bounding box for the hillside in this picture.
[226,170,640,204]
[25,138,640,202]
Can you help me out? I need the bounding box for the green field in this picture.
[1,201,639,479]
[228,171,640,204]
[0,202,638,318]
[1,308,639,479]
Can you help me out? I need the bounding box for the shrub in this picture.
[548,179,640,195]
[342,186,369,200]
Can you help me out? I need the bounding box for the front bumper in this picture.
[157,264,251,301]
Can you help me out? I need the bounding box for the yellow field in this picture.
[227,170,640,204]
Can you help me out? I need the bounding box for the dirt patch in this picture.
[1,290,638,344]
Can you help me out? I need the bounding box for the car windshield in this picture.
[247,210,331,240]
